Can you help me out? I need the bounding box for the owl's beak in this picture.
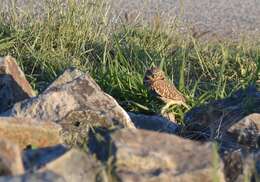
[143,76,152,85]
[145,75,153,80]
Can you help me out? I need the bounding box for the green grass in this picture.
[0,0,260,123]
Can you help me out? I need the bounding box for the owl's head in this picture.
[144,67,166,85]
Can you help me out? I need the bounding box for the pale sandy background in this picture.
[2,0,260,40]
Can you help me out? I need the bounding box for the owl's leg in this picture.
[160,100,190,116]
[165,100,190,110]
[160,102,171,115]
[180,101,190,109]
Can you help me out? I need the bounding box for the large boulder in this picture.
[226,113,260,149]
[0,117,62,149]
[0,56,35,113]
[223,149,260,182]
[0,139,24,176]
[89,128,226,182]
[3,69,134,145]
[39,149,104,182]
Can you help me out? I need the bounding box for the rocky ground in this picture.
[0,56,260,182]
[109,0,260,40]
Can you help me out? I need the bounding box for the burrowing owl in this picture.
[143,67,188,114]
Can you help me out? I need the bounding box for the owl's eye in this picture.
[156,72,162,76]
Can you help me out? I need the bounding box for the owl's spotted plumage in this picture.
[151,79,186,103]
[144,67,188,118]
[144,67,186,104]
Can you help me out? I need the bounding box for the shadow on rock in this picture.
[0,56,35,113]
[22,145,68,171]
[183,85,260,181]
[88,127,117,162]
[128,112,179,134]
[183,86,260,145]
[0,74,33,113]
[0,171,65,182]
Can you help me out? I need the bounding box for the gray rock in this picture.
[39,149,104,182]
[4,69,135,146]
[210,113,260,153]
[128,112,179,134]
[0,117,62,149]
[184,86,260,141]
[90,128,225,182]
[0,171,65,182]
[0,139,24,176]
[223,149,260,182]
[43,67,83,93]
[0,56,35,113]
[226,113,260,149]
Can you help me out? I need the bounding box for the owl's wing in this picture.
[152,80,186,102]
